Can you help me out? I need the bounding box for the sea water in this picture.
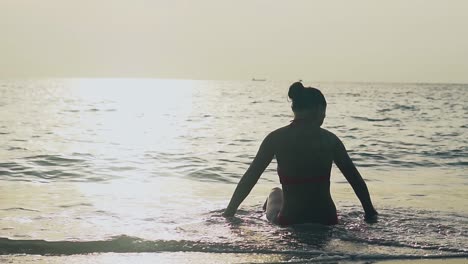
[0,79,466,263]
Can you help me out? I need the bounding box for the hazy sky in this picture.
[1,0,467,83]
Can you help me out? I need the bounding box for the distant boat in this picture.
[252,78,266,81]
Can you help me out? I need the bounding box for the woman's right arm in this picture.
[223,132,275,217]
[332,134,378,220]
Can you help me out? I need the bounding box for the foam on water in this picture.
[0,206,467,262]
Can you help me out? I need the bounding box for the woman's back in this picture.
[274,122,334,178]
[271,122,338,224]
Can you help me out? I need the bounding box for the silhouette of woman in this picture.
[223,82,378,225]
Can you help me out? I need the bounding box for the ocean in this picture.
[0,79,466,263]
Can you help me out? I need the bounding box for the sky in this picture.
[0,0,467,83]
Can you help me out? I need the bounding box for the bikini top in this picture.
[277,166,330,185]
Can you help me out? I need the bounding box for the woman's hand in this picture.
[364,208,378,223]
[222,207,236,217]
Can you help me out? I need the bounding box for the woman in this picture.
[223,82,378,225]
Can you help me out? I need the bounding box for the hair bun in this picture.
[288,82,304,100]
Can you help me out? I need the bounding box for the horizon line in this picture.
[0,76,467,86]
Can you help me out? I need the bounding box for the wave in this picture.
[350,116,399,122]
[0,236,230,255]
[0,154,112,182]
[1,236,467,262]
[0,202,467,262]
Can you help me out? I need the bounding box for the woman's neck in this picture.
[292,111,323,127]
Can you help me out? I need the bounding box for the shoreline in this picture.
[1,253,467,264]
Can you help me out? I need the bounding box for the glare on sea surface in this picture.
[61,79,206,239]
[0,78,213,240]
[66,78,197,153]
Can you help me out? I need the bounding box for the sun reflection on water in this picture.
[65,79,198,153]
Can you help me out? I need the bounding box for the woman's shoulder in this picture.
[261,126,290,145]
[269,126,339,137]
[320,128,336,137]
[269,124,292,137]
[319,128,341,145]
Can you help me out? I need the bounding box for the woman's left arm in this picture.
[223,133,275,217]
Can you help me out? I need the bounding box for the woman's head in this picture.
[288,82,327,124]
